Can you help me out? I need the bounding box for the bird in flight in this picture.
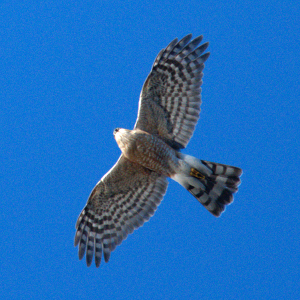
[75,34,242,267]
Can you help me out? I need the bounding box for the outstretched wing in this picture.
[74,155,168,267]
[134,34,210,150]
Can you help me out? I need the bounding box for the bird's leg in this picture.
[190,168,206,180]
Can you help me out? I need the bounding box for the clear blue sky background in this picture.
[1,1,299,299]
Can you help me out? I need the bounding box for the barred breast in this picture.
[115,128,180,176]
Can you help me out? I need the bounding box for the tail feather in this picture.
[201,160,242,177]
[173,155,242,217]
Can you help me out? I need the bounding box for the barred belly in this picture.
[127,131,180,176]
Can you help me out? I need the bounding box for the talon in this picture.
[190,168,205,180]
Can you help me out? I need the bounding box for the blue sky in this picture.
[1,0,299,299]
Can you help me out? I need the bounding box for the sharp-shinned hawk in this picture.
[75,34,242,267]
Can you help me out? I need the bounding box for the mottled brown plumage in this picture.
[115,128,179,176]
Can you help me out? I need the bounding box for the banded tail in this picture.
[172,154,242,216]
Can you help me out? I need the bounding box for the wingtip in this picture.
[185,33,193,39]
[178,34,193,47]
[86,255,93,267]
[103,250,111,263]
[201,52,210,63]
[192,34,204,44]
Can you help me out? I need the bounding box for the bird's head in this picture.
[113,128,132,153]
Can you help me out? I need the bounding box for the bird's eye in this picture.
[114,128,120,135]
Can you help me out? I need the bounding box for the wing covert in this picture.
[74,155,168,267]
[134,34,209,149]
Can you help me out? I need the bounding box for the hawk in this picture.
[75,34,242,267]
